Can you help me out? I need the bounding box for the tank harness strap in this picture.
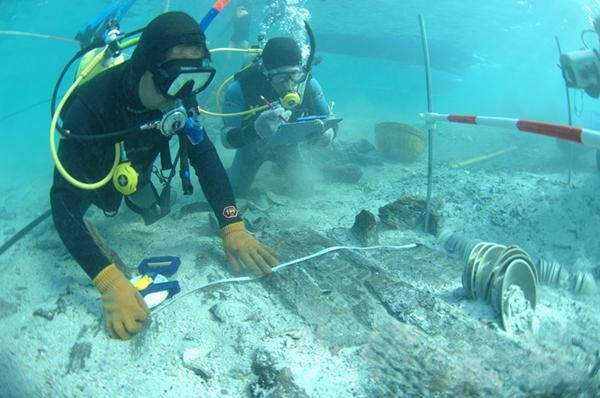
[178,135,193,195]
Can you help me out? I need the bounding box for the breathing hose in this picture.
[215,63,254,112]
[0,210,52,256]
[210,47,262,55]
[49,33,145,191]
[50,46,92,118]
[197,104,268,118]
[0,30,78,44]
[209,48,263,115]
[50,46,122,191]
[215,73,236,111]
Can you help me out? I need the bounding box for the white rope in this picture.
[152,243,419,314]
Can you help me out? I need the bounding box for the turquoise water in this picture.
[0,0,596,181]
[1,1,600,396]
[0,0,596,175]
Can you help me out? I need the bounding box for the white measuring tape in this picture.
[152,243,419,314]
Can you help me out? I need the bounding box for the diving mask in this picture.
[265,65,307,85]
[151,58,216,99]
[265,65,309,110]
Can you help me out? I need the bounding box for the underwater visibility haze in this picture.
[0,0,599,396]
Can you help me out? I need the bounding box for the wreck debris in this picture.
[33,308,56,321]
[264,191,289,207]
[350,210,379,246]
[65,342,92,375]
[182,346,214,381]
[378,196,441,235]
[0,298,18,320]
[177,201,211,219]
[326,139,383,167]
[248,349,308,398]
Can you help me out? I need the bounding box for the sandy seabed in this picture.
[0,121,599,397]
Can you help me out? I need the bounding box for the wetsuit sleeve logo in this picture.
[222,206,239,219]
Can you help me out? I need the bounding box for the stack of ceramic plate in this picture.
[462,243,538,331]
[462,242,506,300]
[570,271,597,295]
[535,258,566,286]
[536,259,596,295]
[442,232,480,261]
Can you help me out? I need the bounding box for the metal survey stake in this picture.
[555,36,575,188]
[419,15,434,233]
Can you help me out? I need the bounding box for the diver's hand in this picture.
[316,128,335,147]
[93,263,150,340]
[220,221,278,276]
[254,106,291,139]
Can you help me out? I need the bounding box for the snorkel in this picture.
[278,21,316,110]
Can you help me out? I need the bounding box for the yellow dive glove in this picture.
[220,221,278,275]
[93,263,150,340]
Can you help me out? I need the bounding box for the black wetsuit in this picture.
[221,65,331,196]
[50,62,240,280]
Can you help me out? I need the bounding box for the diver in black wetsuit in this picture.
[221,37,335,197]
[50,12,277,340]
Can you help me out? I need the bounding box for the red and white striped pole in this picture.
[420,112,600,150]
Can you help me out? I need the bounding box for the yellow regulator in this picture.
[112,162,138,195]
[280,92,301,110]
